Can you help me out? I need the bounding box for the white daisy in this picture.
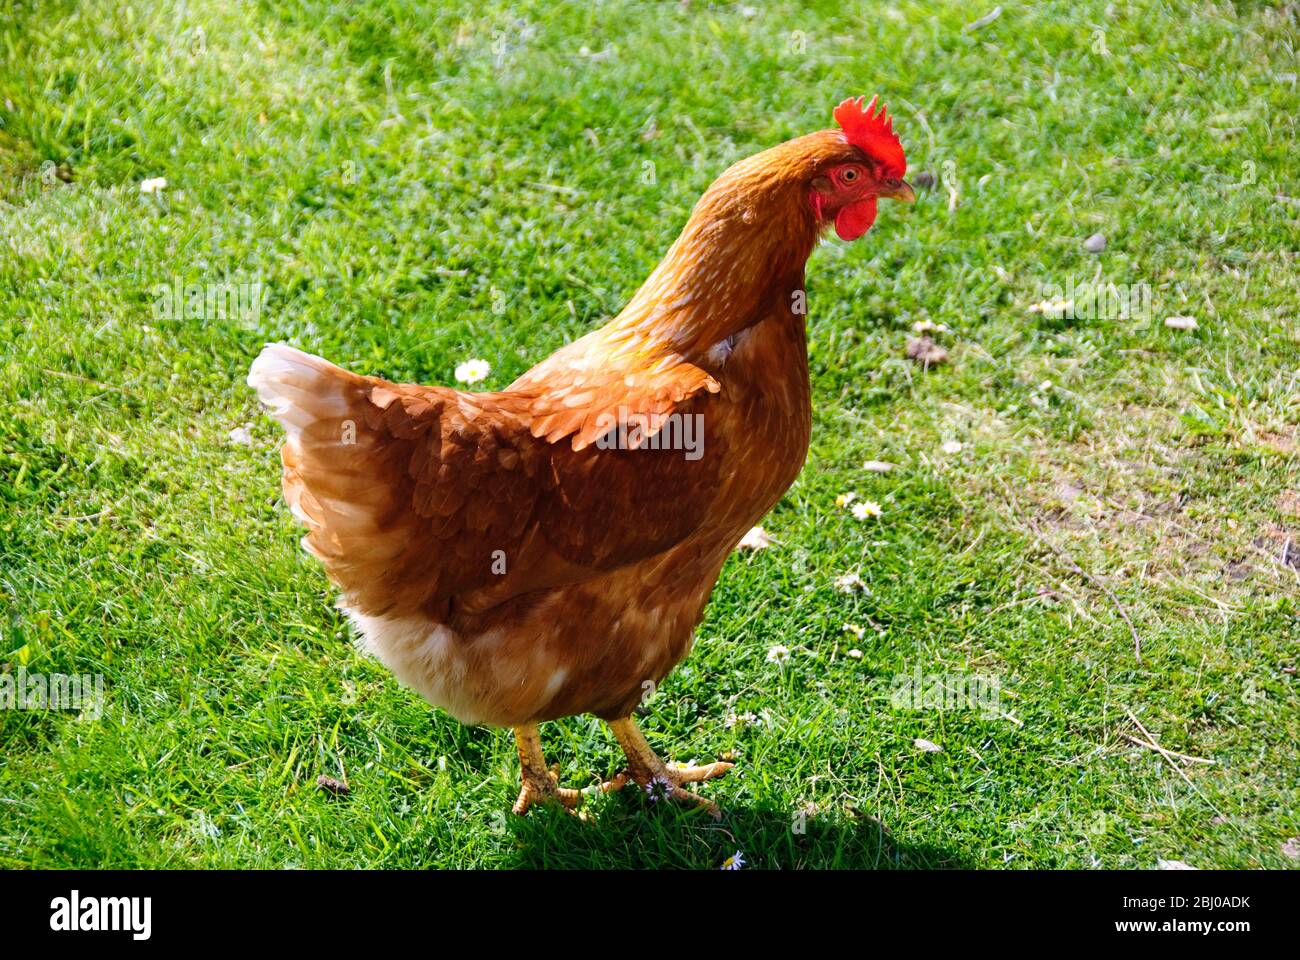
[720,850,746,870]
[851,500,881,520]
[644,775,673,802]
[454,358,491,384]
[724,710,758,729]
[139,176,167,194]
[834,572,867,593]
[765,644,791,664]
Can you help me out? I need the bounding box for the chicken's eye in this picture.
[831,165,870,189]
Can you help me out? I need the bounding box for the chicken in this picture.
[248,95,912,816]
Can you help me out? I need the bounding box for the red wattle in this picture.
[834,197,878,241]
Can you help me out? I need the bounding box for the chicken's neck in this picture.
[609,175,822,365]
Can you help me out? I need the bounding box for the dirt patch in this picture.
[1259,430,1296,453]
[1253,524,1300,571]
[979,403,1300,603]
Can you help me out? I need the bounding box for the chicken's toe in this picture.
[667,760,735,783]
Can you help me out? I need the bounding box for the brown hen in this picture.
[248,95,912,816]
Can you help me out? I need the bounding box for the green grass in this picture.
[1,0,1298,869]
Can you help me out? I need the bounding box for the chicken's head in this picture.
[808,95,914,241]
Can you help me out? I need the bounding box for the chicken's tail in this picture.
[247,343,415,597]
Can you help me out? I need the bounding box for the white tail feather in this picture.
[247,343,352,443]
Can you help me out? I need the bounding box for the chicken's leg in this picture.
[602,717,734,818]
[512,723,584,815]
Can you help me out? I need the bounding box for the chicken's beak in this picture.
[878,178,916,204]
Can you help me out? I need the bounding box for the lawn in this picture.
[1,0,1297,869]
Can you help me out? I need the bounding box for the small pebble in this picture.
[905,336,948,367]
[1084,232,1106,253]
[316,775,350,795]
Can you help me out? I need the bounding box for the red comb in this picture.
[833,95,906,179]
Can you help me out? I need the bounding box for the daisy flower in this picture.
[765,644,791,664]
[139,176,167,194]
[720,850,746,871]
[454,358,491,384]
[835,491,857,509]
[834,572,867,593]
[725,710,759,729]
[851,499,881,520]
[842,623,865,639]
[644,775,674,802]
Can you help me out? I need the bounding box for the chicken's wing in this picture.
[248,343,726,621]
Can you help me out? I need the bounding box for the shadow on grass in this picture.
[502,791,970,870]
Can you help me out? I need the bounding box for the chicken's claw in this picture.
[603,718,734,819]
[512,769,585,816]
[511,723,585,816]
